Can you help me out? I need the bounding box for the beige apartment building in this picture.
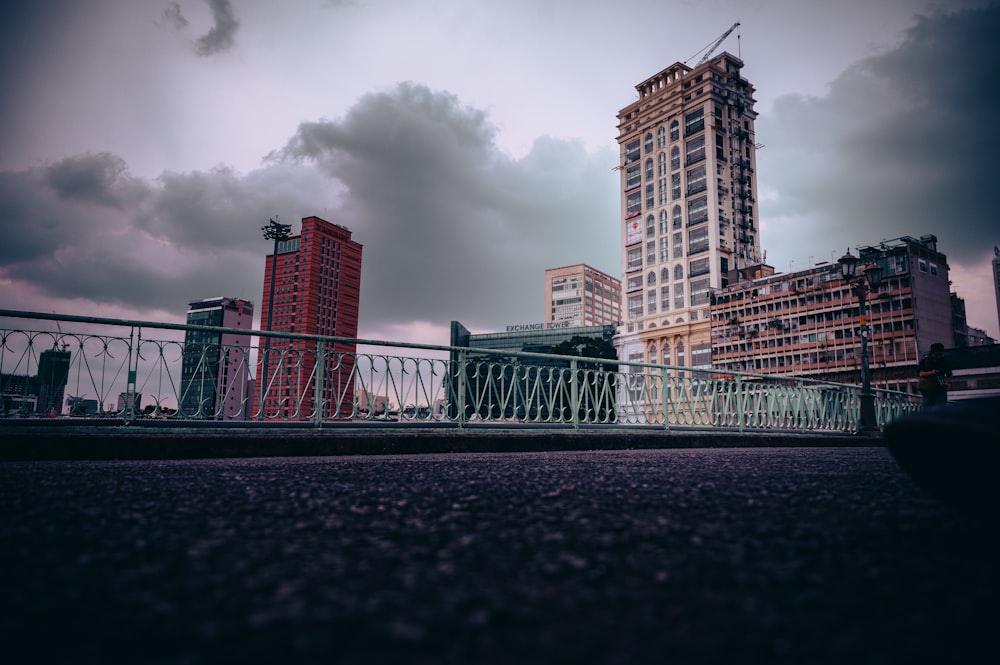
[710,235,954,394]
[616,52,760,372]
[545,264,621,328]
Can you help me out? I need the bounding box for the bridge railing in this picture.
[0,309,919,432]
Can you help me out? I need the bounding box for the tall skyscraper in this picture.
[180,296,254,418]
[616,53,760,372]
[545,264,621,328]
[258,216,363,419]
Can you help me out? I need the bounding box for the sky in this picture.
[2,0,998,345]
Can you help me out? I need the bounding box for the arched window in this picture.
[645,158,654,181]
[670,146,680,171]
[661,267,670,282]
[670,120,679,142]
[646,214,655,237]
[675,265,684,280]
[644,132,654,154]
[647,271,656,286]
[676,341,686,368]
[662,343,671,366]
[657,126,666,148]
[672,205,682,229]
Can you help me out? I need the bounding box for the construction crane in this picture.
[685,22,741,66]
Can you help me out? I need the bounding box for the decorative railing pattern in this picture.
[0,310,919,432]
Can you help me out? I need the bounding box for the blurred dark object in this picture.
[884,397,1000,525]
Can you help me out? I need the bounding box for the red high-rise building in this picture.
[258,216,363,419]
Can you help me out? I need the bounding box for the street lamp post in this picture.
[260,218,293,419]
[838,248,884,434]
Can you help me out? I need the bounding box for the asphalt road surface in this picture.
[1,447,997,664]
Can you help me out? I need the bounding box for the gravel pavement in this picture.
[1,446,997,664]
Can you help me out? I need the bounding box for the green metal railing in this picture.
[0,309,919,432]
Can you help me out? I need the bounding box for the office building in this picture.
[709,235,954,394]
[179,297,254,418]
[449,320,617,422]
[545,264,621,328]
[258,216,363,419]
[616,52,760,375]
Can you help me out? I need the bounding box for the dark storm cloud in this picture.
[1,84,616,332]
[162,2,188,29]
[163,0,240,56]
[757,4,999,267]
[196,0,240,56]
[46,152,148,209]
[273,83,619,331]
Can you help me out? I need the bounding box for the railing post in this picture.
[570,359,580,428]
[125,325,139,425]
[660,366,670,429]
[735,375,744,433]
[456,349,467,428]
[313,340,325,427]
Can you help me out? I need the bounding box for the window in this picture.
[646,241,656,264]
[686,164,707,195]
[658,152,667,176]
[627,247,642,270]
[625,164,640,189]
[626,191,641,217]
[659,236,669,262]
[670,120,679,142]
[674,265,684,281]
[930,263,938,276]
[661,267,670,282]
[685,135,706,165]
[689,258,710,277]
[691,343,712,370]
[661,286,670,311]
[659,210,668,234]
[657,127,666,148]
[628,294,643,318]
[646,214,655,237]
[671,173,681,200]
[670,146,680,171]
[685,108,704,136]
[625,139,640,164]
[687,196,708,225]
[647,271,657,286]
[672,205,683,229]
[627,274,642,291]
[646,184,654,209]
[690,278,711,305]
[674,282,685,310]
[688,227,709,255]
[647,290,657,314]
[658,178,667,205]
[644,133,654,154]
[918,259,928,273]
[645,158,654,181]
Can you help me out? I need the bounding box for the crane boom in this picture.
[694,21,740,66]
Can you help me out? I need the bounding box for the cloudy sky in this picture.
[2,0,998,344]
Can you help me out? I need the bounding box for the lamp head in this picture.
[838,249,858,280]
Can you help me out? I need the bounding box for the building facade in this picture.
[258,216,363,419]
[179,296,255,418]
[544,264,621,328]
[709,235,954,394]
[616,53,760,377]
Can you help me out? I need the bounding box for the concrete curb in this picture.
[0,425,878,461]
